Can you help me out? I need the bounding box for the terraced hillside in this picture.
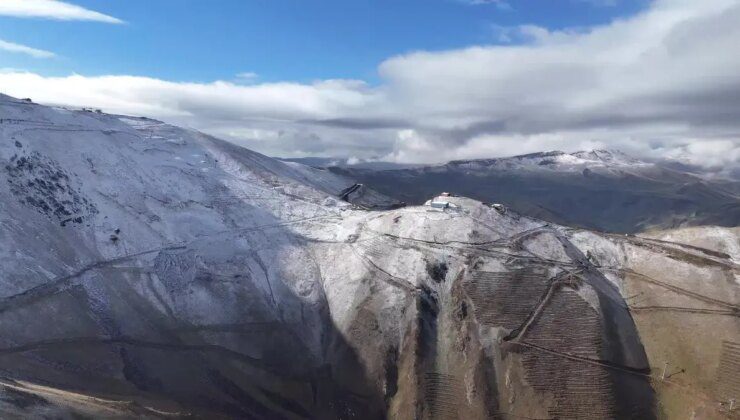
[0,95,737,419]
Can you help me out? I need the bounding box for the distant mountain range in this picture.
[278,156,425,171]
[312,150,740,233]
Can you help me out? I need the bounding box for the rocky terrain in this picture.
[0,94,738,419]
[326,150,740,233]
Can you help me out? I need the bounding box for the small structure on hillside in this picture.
[491,203,506,214]
[424,196,460,211]
[430,200,450,209]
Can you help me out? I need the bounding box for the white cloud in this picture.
[461,0,512,10]
[0,0,123,23]
[235,72,259,85]
[0,0,738,170]
[574,0,619,6]
[0,39,54,58]
[236,72,259,80]
[0,72,378,119]
[490,24,518,43]
[664,139,740,168]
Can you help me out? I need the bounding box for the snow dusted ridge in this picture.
[333,148,740,233]
[641,226,740,265]
[0,95,738,419]
[448,149,647,172]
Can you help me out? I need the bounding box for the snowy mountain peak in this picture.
[571,149,641,165]
[447,149,645,172]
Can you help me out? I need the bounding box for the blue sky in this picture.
[0,0,738,171]
[1,0,646,83]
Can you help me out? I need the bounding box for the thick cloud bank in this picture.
[0,0,738,169]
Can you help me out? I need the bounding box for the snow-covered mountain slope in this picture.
[278,156,425,171]
[449,149,645,172]
[330,150,740,233]
[0,95,738,419]
[0,94,392,418]
[279,160,404,209]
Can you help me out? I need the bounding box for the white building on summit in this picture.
[424,195,460,210]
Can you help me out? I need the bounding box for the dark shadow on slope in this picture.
[0,184,384,419]
[557,233,656,419]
